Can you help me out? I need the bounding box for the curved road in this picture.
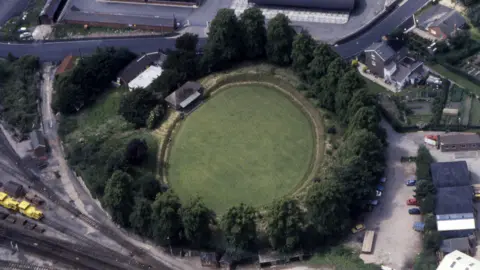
[1,0,427,61]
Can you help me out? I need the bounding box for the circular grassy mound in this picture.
[168,84,315,213]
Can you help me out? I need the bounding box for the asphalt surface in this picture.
[0,0,28,26]
[0,0,427,60]
[333,0,430,58]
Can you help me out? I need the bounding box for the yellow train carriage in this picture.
[18,201,43,220]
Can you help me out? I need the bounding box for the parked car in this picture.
[376,185,385,192]
[413,222,425,232]
[406,198,418,205]
[376,190,382,197]
[405,179,416,186]
[380,177,387,183]
[351,224,366,234]
[408,208,421,215]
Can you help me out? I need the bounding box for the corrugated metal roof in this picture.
[431,161,469,188]
[249,0,355,11]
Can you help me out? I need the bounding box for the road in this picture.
[0,0,426,60]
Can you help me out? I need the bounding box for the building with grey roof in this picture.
[440,237,473,255]
[39,0,67,24]
[440,133,480,152]
[249,0,355,11]
[416,4,467,40]
[165,81,204,111]
[61,7,177,32]
[431,161,469,188]
[30,130,46,158]
[118,52,167,86]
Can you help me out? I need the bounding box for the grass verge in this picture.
[430,64,480,94]
[308,246,381,270]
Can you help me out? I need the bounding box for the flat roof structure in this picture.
[436,186,474,216]
[128,66,163,90]
[440,237,472,255]
[440,134,480,146]
[248,0,356,11]
[437,250,480,270]
[431,161,469,188]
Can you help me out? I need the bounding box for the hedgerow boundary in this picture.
[160,65,326,201]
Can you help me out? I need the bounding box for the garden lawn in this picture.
[168,85,315,214]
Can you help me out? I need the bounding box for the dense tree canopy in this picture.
[129,198,153,237]
[53,47,135,114]
[151,190,184,246]
[291,31,316,78]
[134,173,162,201]
[181,197,214,248]
[125,138,149,165]
[335,70,365,121]
[266,14,295,66]
[221,203,257,252]
[345,106,381,137]
[148,69,186,97]
[118,88,162,127]
[307,44,338,81]
[103,170,134,227]
[266,199,304,253]
[240,7,267,60]
[416,145,435,181]
[203,8,244,71]
[175,33,199,52]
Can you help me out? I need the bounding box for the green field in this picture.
[168,85,315,213]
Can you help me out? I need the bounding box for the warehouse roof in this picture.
[440,133,480,145]
[435,186,473,215]
[248,0,356,11]
[430,161,469,188]
[63,9,175,28]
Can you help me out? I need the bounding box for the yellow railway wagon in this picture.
[18,201,43,220]
[2,197,19,211]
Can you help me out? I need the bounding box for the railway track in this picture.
[0,224,139,270]
[0,133,166,269]
[0,260,64,270]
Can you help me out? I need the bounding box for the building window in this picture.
[372,61,376,66]
[462,144,466,148]
[451,145,456,149]
[371,54,376,60]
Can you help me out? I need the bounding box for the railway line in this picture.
[0,223,142,270]
[0,131,169,269]
[0,260,65,270]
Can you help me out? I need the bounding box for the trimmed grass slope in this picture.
[168,85,315,214]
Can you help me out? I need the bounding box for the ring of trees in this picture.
[162,79,323,207]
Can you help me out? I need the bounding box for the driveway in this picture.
[359,121,423,269]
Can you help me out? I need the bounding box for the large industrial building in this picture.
[431,161,476,239]
[248,0,356,11]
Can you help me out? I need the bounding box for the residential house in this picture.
[439,134,480,152]
[416,4,467,40]
[117,52,166,91]
[30,130,47,158]
[364,41,425,90]
[165,81,204,111]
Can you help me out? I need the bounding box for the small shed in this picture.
[200,252,218,268]
[165,81,204,111]
[443,108,459,116]
[4,181,25,198]
[30,130,46,158]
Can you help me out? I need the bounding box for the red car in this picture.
[407,198,418,205]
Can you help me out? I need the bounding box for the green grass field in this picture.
[168,85,315,214]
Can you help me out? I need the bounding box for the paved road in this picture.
[0,0,426,61]
[333,0,429,58]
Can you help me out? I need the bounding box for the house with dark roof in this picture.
[55,54,77,75]
[249,0,355,11]
[165,81,204,111]
[30,130,47,158]
[416,5,467,40]
[364,41,425,90]
[38,0,67,24]
[439,133,480,152]
[118,52,166,89]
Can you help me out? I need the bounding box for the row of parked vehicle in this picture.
[405,179,426,232]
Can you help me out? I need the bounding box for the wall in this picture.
[62,20,175,32]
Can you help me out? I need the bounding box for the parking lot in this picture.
[230,0,349,24]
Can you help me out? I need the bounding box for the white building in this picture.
[127,66,163,90]
[437,250,480,270]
